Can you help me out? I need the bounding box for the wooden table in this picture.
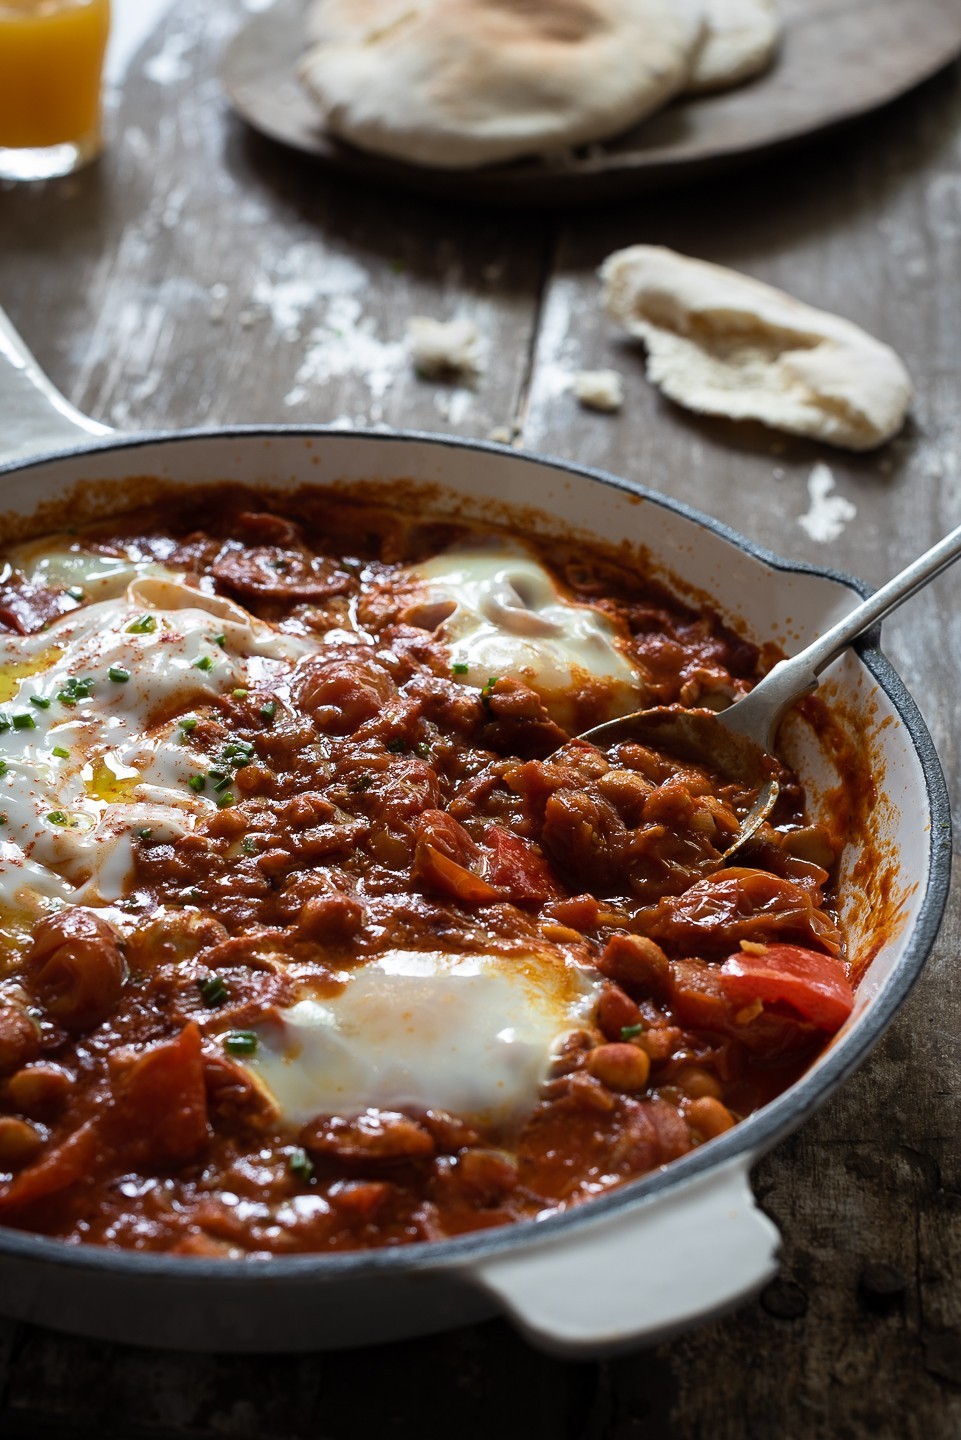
[0,2,959,1434]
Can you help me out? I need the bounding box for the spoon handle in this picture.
[720,521,961,750]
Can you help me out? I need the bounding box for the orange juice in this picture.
[0,0,110,174]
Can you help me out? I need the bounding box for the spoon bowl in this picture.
[583,519,961,856]
[580,704,781,858]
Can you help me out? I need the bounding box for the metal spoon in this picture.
[581,521,961,858]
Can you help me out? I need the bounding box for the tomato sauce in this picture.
[0,488,855,1256]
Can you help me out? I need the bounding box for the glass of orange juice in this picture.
[0,0,111,181]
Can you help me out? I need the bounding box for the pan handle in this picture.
[462,1157,780,1357]
[0,304,112,467]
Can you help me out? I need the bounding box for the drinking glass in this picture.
[0,0,111,182]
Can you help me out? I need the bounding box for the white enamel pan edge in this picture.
[0,308,949,1357]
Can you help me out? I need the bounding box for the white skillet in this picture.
[0,307,950,1356]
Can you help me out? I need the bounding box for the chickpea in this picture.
[0,1115,45,1168]
[235,763,274,794]
[256,847,294,878]
[206,808,247,841]
[674,1066,723,1101]
[597,933,670,995]
[686,1096,736,1140]
[587,1042,651,1093]
[5,1062,74,1118]
[636,1025,683,1063]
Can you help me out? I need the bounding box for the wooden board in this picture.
[221,0,961,207]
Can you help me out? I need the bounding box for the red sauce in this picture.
[0,488,854,1257]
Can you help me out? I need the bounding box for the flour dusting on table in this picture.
[799,463,857,543]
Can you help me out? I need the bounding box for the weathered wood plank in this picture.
[0,1318,598,1440]
[0,0,547,443]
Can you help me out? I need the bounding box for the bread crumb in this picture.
[573,369,624,413]
[407,317,484,382]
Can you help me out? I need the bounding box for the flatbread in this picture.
[299,0,705,171]
[685,0,779,94]
[601,246,912,451]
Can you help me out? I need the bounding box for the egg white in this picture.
[4,534,182,602]
[0,574,315,911]
[408,543,643,725]
[248,947,598,1130]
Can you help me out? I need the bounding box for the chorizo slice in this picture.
[212,541,351,601]
[26,908,125,1032]
[301,1110,436,1173]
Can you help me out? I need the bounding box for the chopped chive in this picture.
[241,836,259,855]
[232,688,248,699]
[192,655,214,673]
[46,810,69,826]
[57,676,94,706]
[199,975,229,1006]
[213,775,232,794]
[223,742,254,760]
[224,1029,258,1057]
[108,666,130,684]
[212,633,226,649]
[386,738,407,754]
[179,716,198,732]
[215,790,235,808]
[127,614,156,635]
[52,746,70,760]
[0,760,7,777]
[66,585,85,602]
[30,695,51,710]
[0,716,9,733]
[620,1024,643,1040]
[451,662,469,675]
[188,775,206,793]
[414,741,431,759]
[138,827,153,840]
[288,1147,314,1183]
[12,714,36,731]
[260,701,276,721]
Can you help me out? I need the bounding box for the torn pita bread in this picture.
[601,246,912,451]
[299,0,705,171]
[686,0,779,94]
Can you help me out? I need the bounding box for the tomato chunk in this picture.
[411,810,501,905]
[485,827,560,903]
[720,944,855,1033]
[0,1119,101,1217]
[108,1023,210,1167]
